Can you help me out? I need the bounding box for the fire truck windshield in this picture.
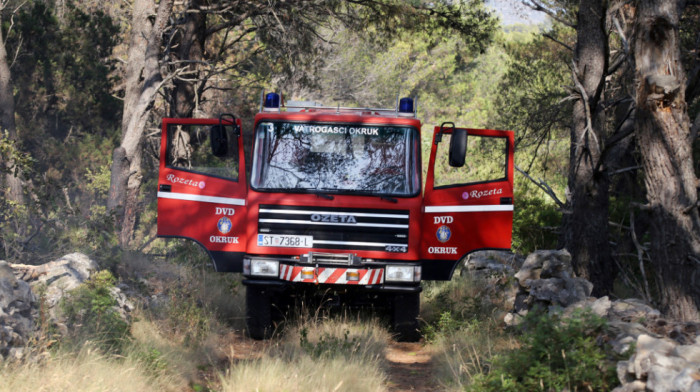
[251,122,420,196]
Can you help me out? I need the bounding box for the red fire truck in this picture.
[157,93,514,340]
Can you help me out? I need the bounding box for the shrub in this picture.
[512,186,561,254]
[467,310,619,392]
[60,270,130,353]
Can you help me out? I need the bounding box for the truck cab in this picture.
[157,94,514,340]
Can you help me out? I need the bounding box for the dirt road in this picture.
[385,341,438,391]
[213,331,439,391]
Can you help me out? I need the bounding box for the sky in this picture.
[486,0,547,25]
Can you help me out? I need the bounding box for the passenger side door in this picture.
[421,126,514,277]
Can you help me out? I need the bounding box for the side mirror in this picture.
[448,128,468,167]
[210,125,229,157]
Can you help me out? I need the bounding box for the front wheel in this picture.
[246,286,273,340]
[391,292,421,342]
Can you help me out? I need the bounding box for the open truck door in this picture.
[421,124,514,279]
[157,116,247,272]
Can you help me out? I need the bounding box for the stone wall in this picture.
[467,249,700,392]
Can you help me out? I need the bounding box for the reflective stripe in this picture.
[278,265,384,285]
[259,208,408,219]
[425,204,513,213]
[259,218,407,229]
[313,239,406,248]
[157,191,245,206]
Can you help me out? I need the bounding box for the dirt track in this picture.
[213,331,438,391]
[385,341,438,391]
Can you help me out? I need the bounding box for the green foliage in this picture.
[9,0,121,136]
[163,282,212,346]
[299,327,361,359]
[421,276,511,343]
[131,346,170,377]
[512,182,562,254]
[467,310,619,392]
[60,270,130,353]
[0,1,121,264]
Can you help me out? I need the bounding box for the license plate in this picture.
[257,234,313,248]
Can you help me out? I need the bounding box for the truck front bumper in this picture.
[242,253,421,293]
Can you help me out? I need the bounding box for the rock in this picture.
[636,334,678,357]
[503,312,523,327]
[11,253,99,308]
[673,368,700,392]
[617,360,635,383]
[673,343,700,364]
[609,298,660,323]
[612,336,637,355]
[514,249,571,288]
[561,277,593,306]
[464,250,519,270]
[647,364,681,392]
[0,260,37,359]
[611,380,647,392]
[527,278,565,303]
[109,286,135,322]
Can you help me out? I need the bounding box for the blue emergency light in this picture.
[399,97,414,113]
[264,92,281,109]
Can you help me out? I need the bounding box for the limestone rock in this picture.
[609,298,660,323]
[0,260,37,359]
[11,253,99,309]
[514,249,571,288]
[673,343,700,364]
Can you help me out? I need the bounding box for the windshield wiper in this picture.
[380,195,398,203]
[314,191,334,200]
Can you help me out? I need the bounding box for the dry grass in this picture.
[430,323,518,391]
[219,314,390,392]
[421,275,518,390]
[0,346,183,392]
[220,356,387,392]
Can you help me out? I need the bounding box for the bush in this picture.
[421,276,511,341]
[60,270,130,353]
[512,188,561,254]
[467,310,618,392]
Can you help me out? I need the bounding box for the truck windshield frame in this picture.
[250,121,421,197]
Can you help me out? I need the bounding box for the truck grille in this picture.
[258,204,409,253]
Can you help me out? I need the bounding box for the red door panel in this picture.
[421,126,514,261]
[157,118,247,256]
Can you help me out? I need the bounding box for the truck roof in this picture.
[254,107,422,128]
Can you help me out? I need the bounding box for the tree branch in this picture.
[523,0,576,28]
[630,209,653,301]
[543,33,573,51]
[515,165,566,208]
[570,60,601,155]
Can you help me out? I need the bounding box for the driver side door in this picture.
[157,117,247,272]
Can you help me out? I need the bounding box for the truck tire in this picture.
[391,292,421,342]
[246,286,273,340]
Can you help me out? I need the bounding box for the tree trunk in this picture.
[562,0,615,296]
[108,0,174,248]
[0,16,23,204]
[632,0,700,321]
[170,0,207,118]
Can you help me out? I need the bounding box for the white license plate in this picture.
[257,234,313,248]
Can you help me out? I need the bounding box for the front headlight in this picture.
[250,259,279,277]
[385,265,421,282]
